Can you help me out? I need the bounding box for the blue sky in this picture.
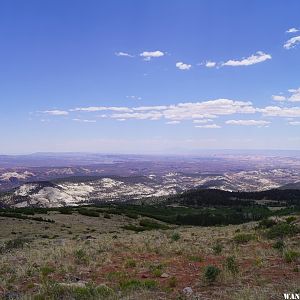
[1,0,300,154]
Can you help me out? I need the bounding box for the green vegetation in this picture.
[203,265,221,284]
[0,237,31,254]
[283,250,300,263]
[266,222,299,239]
[233,233,255,244]
[224,256,239,275]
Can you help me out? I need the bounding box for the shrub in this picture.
[224,256,239,275]
[266,223,299,239]
[170,232,181,241]
[188,255,203,262]
[0,237,31,254]
[168,276,177,288]
[149,264,163,277]
[74,249,88,264]
[258,218,276,228]
[283,250,300,263]
[77,209,99,218]
[125,259,136,268]
[40,265,55,277]
[203,265,221,284]
[104,213,111,219]
[122,225,145,232]
[212,242,223,255]
[119,279,157,291]
[139,219,169,230]
[285,216,297,224]
[272,240,285,252]
[233,233,255,244]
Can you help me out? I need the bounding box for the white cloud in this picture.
[258,106,300,118]
[195,124,221,129]
[72,119,96,123]
[271,87,300,102]
[222,51,271,67]
[289,121,300,125]
[284,36,300,49]
[193,119,213,124]
[272,95,286,101]
[72,106,133,112]
[115,51,134,57]
[140,51,164,60]
[176,62,192,70]
[166,121,180,125]
[288,88,300,102]
[205,61,216,68]
[226,119,270,126]
[111,112,163,120]
[69,99,256,123]
[126,95,142,100]
[42,110,69,116]
[133,106,168,111]
[286,28,299,33]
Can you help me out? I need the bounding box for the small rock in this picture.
[183,287,193,296]
[160,273,169,278]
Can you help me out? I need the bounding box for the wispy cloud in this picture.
[140,50,164,61]
[286,28,299,33]
[222,51,271,67]
[289,121,300,126]
[176,62,192,70]
[72,118,96,123]
[42,110,69,116]
[195,124,221,129]
[226,119,270,126]
[115,51,134,57]
[166,121,180,125]
[284,36,300,49]
[126,95,142,100]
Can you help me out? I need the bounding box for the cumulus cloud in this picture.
[222,51,271,67]
[258,106,300,118]
[195,124,221,129]
[271,87,300,102]
[205,61,217,68]
[42,110,69,116]
[288,88,300,102]
[115,51,134,57]
[272,95,286,101]
[140,50,164,61]
[286,28,299,33]
[176,62,192,70]
[226,119,270,126]
[69,99,256,122]
[284,36,300,49]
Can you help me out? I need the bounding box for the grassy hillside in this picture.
[0,202,299,299]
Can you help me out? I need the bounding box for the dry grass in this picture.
[0,212,299,299]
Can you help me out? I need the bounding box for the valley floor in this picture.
[0,211,299,299]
